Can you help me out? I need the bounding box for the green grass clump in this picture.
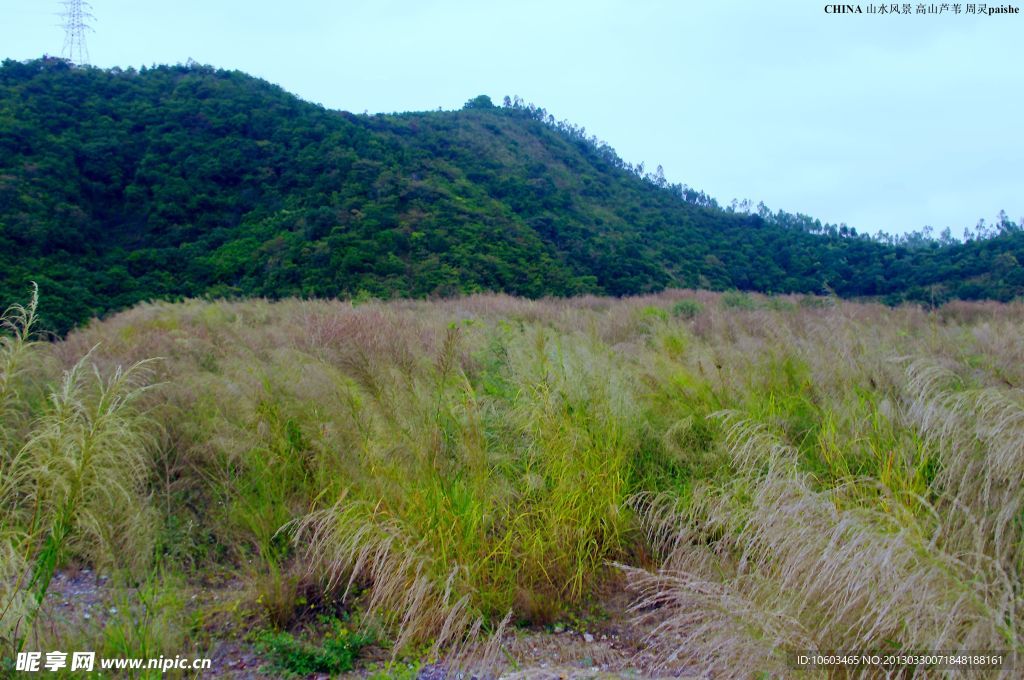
[293,326,640,650]
[671,299,703,319]
[720,290,758,310]
[253,618,371,677]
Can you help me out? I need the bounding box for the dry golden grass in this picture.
[4,288,1023,674]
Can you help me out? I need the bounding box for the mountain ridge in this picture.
[1,57,1022,332]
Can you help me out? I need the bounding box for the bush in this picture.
[639,305,669,321]
[671,299,703,319]
[764,296,796,312]
[720,291,757,310]
[253,618,371,677]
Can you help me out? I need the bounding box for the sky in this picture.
[2,0,1021,236]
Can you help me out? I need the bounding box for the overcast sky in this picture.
[2,0,1021,236]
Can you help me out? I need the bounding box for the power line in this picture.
[59,0,94,65]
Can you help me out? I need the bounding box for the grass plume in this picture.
[5,289,1022,674]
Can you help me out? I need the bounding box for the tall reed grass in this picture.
[0,289,158,656]
[9,289,1022,674]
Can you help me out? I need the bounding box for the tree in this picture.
[463,95,494,110]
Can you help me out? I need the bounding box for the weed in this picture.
[1,289,158,654]
[253,617,372,677]
[720,291,757,310]
[367,660,422,679]
[671,299,703,320]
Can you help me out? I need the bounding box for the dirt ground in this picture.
[34,570,696,679]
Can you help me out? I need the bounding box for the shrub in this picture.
[763,296,796,312]
[253,618,371,677]
[671,299,703,320]
[720,291,757,310]
[639,305,669,321]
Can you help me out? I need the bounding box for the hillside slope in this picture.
[1,58,1022,331]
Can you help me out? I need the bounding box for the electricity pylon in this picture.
[60,0,94,65]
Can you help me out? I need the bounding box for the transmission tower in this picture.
[59,0,94,65]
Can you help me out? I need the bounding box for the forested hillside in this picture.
[1,57,1021,332]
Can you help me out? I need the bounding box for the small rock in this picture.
[583,632,594,643]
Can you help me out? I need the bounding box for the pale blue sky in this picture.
[2,1,1021,236]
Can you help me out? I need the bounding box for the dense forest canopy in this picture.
[1,57,1021,332]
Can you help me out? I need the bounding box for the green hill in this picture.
[1,57,1022,332]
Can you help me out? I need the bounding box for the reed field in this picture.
[1,287,1023,677]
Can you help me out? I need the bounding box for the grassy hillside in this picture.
[2,58,1022,334]
[2,289,1022,674]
